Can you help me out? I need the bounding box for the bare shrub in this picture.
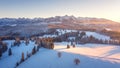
[67,45,70,49]
[57,52,62,58]
[73,44,75,48]
[74,58,80,65]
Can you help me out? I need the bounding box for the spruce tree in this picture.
[0,49,2,58]
[37,46,40,51]
[32,46,36,55]
[21,52,24,62]
[16,62,19,67]
[8,48,12,56]
[27,51,29,58]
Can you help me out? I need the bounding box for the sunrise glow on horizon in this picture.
[0,0,120,22]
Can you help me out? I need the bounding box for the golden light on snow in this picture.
[54,43,120,63]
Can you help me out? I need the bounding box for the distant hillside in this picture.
[0,15,120,36]
[47,15,120,31]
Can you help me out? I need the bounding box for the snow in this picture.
[39,29,78,38]
[49,22,62,24]
[84,31,110,40]
[55,43,120,63]
[40,34,57,38]
[68,37,76,40]
[0,40,36,68]
[1,41,120,68]
[56,29,77,35]
[17,43,120,68]
[105,28,112,31]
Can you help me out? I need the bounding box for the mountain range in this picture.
[0,15,120,36]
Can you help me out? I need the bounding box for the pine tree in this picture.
[32,46,36,55]
[37,46,40,51]
[71,42,73,45]
[25,39,29,45]
[0,49,2,58]
[8,48,12,56]
[27,51,31,58]
[27,51,29,58]
[21,52,24,62]
[16,62,19,67]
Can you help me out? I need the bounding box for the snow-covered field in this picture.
[84,31,110,40]
[1,40,120,68]
[41,29,110,40]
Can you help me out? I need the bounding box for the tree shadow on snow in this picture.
[58,51,120,68]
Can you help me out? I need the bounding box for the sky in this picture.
[0,0,120,22]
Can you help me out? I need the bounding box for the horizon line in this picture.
[0,15,119,23]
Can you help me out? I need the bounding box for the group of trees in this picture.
[53,31,79,42]
[53,31,120,45]
[53,31,86,42]
[13,37,21,46]
[35,37,54,49]
[0,41,8,58]
[15,46,40,67]
[15,37,55,67]
[0,43,12,58]
[101,29,120,39]
[11,37,55,49]
[24,38,30,45]
[77,35,120,45]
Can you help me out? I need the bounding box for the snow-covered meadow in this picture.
[0,40,120,68]
[41,29,110,40]
[17,42,120,68]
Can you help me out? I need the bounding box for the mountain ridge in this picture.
[0,15,120,36]
[0,15,119,25]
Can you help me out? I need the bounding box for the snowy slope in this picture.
[43,29,110,41]
[0,40,36,68]
[85,31,110,40]
[39,34,57,38]
[56,29,110,40]
[1,41,120,68]
[55,43,120,63]
[56,29,77,35]
[17,43,120,68]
